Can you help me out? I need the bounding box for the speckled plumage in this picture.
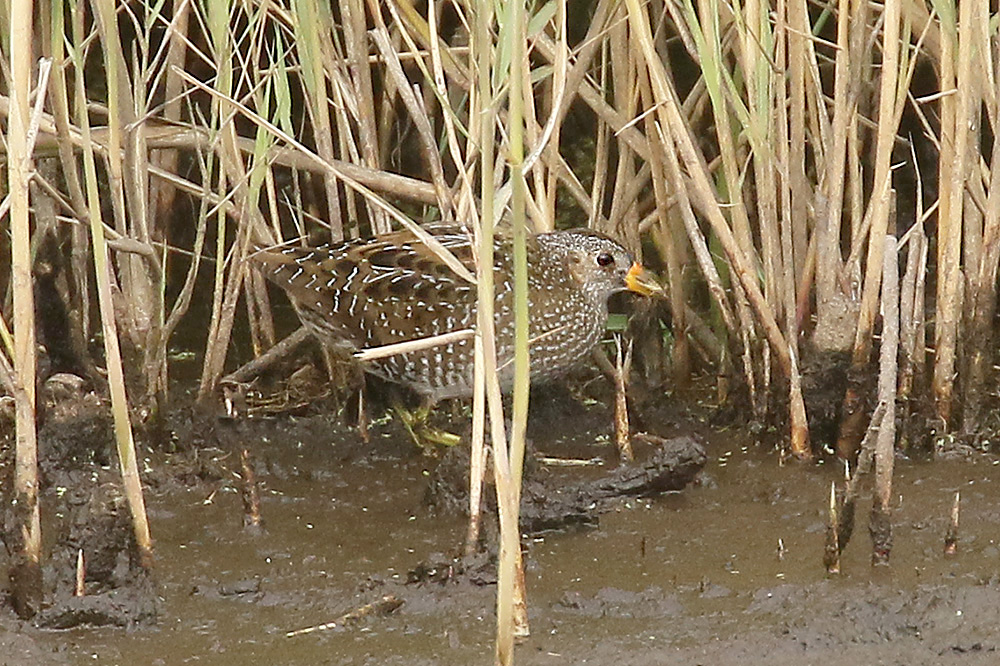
[253,224,658,402]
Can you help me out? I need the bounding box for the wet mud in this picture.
[3,381,1000,665]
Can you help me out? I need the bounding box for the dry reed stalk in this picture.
[628,31,689,383]
[370,27,453,216]
[613,336,634,462]
[221,326,312,385]
[739,0,782,322]
[660,214,691,384]
[4,44,449,213]
[812,0,856,353]
[92,0,166,406]
[787,344,810,459]
[468,3,519,661]
[390,0,600,223]
[626,0,793,385]
[196,0,239,402]
[342,0,388,233]
[31,122,440,203]
[242,98,281,357]
[293,0,343,239]
[178,72,474,277]
[735,286,761,418]
[768,0,810,456]
[931,0,961,427]
[464,333,487,557]
[835,0,903,459]
[785,0,810,256]
[653,124,736,335]
[852,0,903,352]
[497,0,533,649]
[871,234,899,565]
[897,137,927,423]
[148,0,191,220]
[66,24,154,568]
[7,0,42,619]
[284,594,403,637]
[0,339,14,395]
[683,0,767,417]
[537,0,568,230]
[897,228,925,449]
[40,2,92,363]
[959,2,998,431]
[163,205,210,350]
[589,42,611,231]
[427,0,478,220]
[694,0,755,262]
[411,0,488,559]
[607,0,639,241]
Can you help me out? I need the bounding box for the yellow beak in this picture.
[625,262,664,297]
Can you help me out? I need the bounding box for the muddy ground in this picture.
[3,379,1000,666]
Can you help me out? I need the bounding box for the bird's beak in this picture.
[625,262,664,297]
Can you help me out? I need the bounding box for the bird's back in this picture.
[253,225,621,401]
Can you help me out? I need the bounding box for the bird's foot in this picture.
[396,404,463,454]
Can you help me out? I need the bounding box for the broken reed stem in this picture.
[75,550,86,597]
[944,491,960,556]
[824,481,840,574]
[788,345,811,460]
[825,459,856,574]
[871,234,899,566]
[837,459,856,556]
[831,394,891,571]
[897,226,924,399]
[613,335,634,462]
[240,449,263,531]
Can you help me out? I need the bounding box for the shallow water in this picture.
[17,407,1000,665]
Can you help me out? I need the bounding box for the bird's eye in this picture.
[596,252,615,267]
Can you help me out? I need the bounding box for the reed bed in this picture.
[2,0,1000,659]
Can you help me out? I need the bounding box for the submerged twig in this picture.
[284,595,404,637]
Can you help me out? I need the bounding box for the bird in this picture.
[251,223,661,429]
